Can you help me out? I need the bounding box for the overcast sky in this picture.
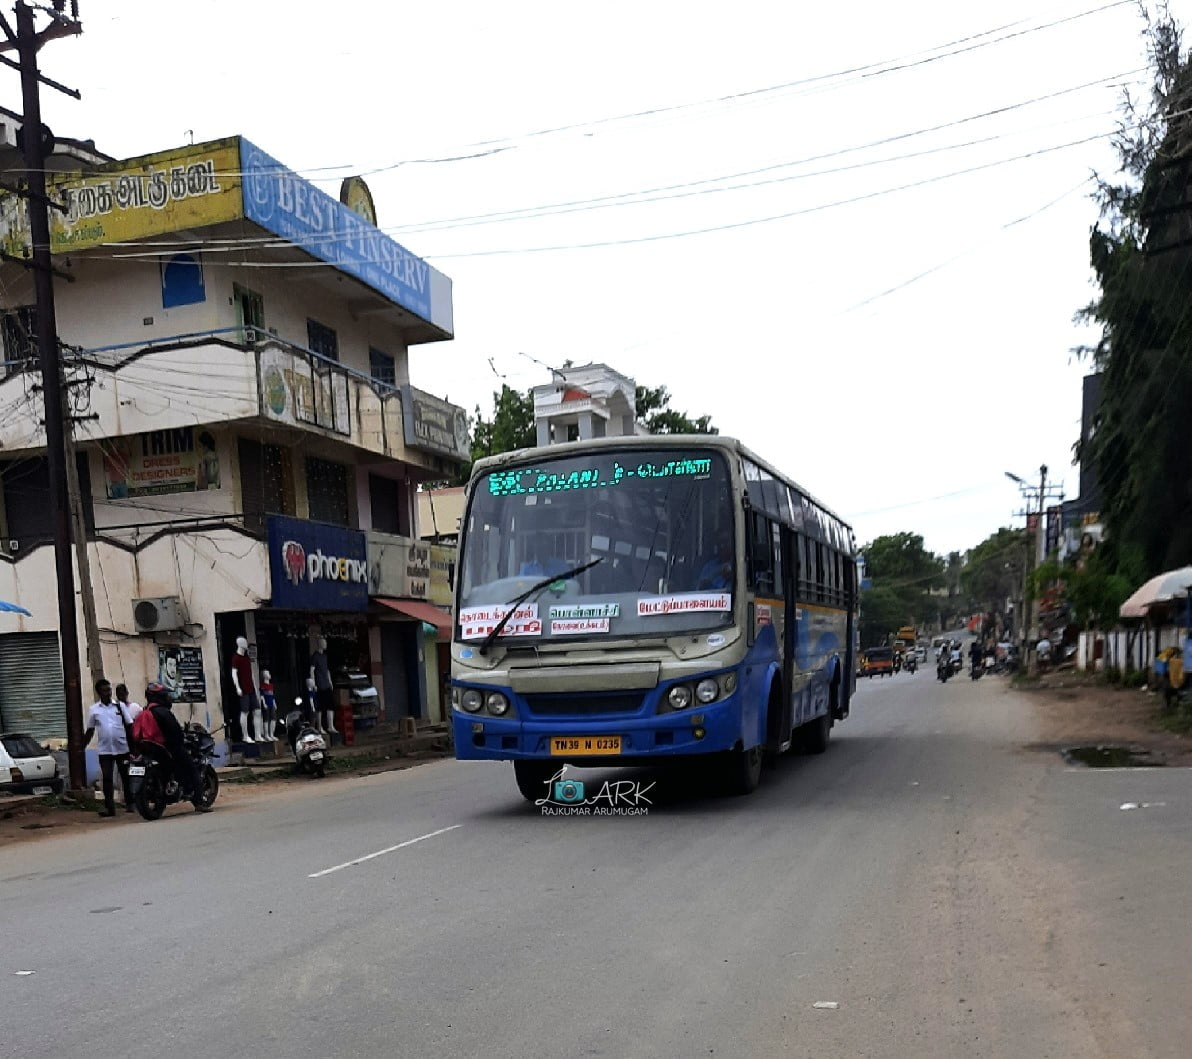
[27,0,1190,556]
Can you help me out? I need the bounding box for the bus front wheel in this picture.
[725,744,763,796]
[513,760,556,803]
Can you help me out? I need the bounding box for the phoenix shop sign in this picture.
[267,515,368,612]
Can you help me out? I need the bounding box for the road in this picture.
[3,667,1190,1058]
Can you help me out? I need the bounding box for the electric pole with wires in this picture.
[1,1,87,787]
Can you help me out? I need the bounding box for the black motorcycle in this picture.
[970,659,983,681]
[128,723,219,820]
[937,659,952,683]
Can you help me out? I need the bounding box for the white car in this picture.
[0,732,65,796]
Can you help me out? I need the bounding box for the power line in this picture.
[451,1,1133,152]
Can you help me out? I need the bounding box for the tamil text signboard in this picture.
[0,138,243,257]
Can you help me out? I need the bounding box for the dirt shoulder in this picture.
[0,743,452,851]
[1016,666,1192,766]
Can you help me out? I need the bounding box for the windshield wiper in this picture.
[477,557,604,656]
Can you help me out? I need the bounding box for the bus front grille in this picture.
[522,691,646,717]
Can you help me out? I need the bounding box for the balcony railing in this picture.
[0,326,466,468]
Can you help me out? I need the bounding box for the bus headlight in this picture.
[695,678,719,704]
[486,692,510,716]
[668,684,693,710]
[461,689,483,713]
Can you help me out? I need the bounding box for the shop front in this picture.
[367,531,454,723]
[213,515,375,741]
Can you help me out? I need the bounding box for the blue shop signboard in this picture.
[267,516,369,612]
[239,138,435,327]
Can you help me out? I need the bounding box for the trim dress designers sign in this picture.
[104,428,221,499]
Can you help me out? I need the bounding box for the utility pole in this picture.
[62,386,103,690]
[1005,464,1064,677]
[3,2,85,786]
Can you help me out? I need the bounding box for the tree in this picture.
[1076,6,1192,581]
[635,385,718,435]
[470,384,536,461]
[858,532,944,645]
[961,527,1026,615]
[1028,552,1132,630]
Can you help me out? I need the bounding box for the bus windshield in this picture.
[458,448,736,643]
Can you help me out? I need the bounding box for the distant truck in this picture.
[896,625,917,645]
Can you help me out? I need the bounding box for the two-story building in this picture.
[0,134,461,745]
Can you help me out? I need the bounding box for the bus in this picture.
[450,435,858,801]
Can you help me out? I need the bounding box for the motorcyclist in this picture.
[969,639,983,672]
[143,682,212,813]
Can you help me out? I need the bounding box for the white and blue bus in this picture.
[450,435,858,800]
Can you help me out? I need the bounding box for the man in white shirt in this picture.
[115,683,142,721]
[82,678,133,817]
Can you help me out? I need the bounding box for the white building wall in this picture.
[0,528,269,731]
[2,249,413,382]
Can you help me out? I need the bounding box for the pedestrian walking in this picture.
[82,678,134,817]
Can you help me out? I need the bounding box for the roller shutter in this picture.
[0,632,65,742]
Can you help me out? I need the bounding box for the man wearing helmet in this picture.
[143,682,212,813]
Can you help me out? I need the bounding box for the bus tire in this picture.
[801,712,831,755]
[513,760,556,803]
[725,744,763,796]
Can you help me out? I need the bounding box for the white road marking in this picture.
[308,825,462,879]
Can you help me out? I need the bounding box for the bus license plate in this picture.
[550,736,621,756]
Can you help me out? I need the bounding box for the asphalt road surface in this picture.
[3,668,1190,1058]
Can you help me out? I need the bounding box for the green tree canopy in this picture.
[635,385,718,435]
[1077,8,1192,581]
[858,532,944,645]
[961,527,1026,614]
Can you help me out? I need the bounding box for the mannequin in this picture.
[259,669,277,741]
[309,637,338,734]
[230,636,257,743]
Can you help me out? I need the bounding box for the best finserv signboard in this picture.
[240,138,444,329]
[0,137,243,258]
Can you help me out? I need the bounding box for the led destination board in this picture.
[487,456,714,498]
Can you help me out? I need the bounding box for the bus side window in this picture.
[749,512,775,594]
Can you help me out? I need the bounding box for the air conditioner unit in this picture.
[132,596,184,633]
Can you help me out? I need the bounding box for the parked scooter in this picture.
[128,722,220,820]
[286,698,329,778]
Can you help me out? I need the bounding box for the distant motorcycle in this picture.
[905,654,917,674]
[970,660,983,681]
[937,659,952,683]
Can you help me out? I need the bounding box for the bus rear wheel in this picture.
[513,760,556,803]
[801,712,831,755]
[725,744,763,796]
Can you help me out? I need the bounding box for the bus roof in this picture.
[468,434,856,556]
